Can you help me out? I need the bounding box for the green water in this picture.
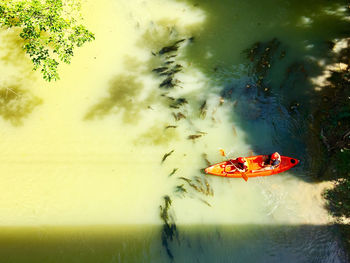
[0,225,346,262]
[0,0,349,262]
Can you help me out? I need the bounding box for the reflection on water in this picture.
[0,0,349,261]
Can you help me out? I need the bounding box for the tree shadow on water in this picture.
[0,224,348,263]
[0,85,42,126]
[133,123,180,146]
[0,29,35,76]
[0,30,42,126]
[84,22,196,150]
[84,74,157,124]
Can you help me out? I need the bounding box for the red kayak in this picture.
[205,155,299,180]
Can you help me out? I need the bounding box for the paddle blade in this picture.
[242,173,248,182]
[219,149,226,157]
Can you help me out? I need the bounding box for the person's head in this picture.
[237,157,246,163]
[271,152,280,160]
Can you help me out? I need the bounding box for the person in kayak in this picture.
[252,152,281,172]
[232,157,248,172]
[267,152,281,168]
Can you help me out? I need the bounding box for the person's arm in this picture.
[237,163,248,173]
[271,159,281,168]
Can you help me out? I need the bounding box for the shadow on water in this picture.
[0,85,42,126]
[0,30,43,126]
[84,75,157,124]
[134,123,180,146]
[0,29,32,70]
[0,224,348,263]
[174,0,350,181]
[84,25,198,148]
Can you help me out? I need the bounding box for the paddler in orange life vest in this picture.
[234,157,248,172]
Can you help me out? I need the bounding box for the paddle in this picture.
[219,149,248,182]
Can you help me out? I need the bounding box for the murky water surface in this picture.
[0,0,349,262]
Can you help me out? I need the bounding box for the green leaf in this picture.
[0,0,95,81]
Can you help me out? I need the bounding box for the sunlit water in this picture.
[0,0,348,262]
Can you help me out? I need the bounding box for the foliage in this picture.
[0,0,95,81]
[319,41,350,220]
[323,150,350,218]
[323,177,350,218]
[335,150,350,174]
